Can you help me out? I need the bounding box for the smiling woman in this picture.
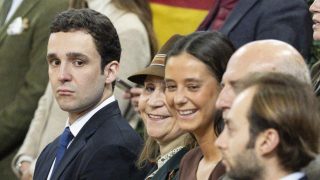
[128,35,196,180]
[165,31,235,180]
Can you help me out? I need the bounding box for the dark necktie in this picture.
[52,127,74,174]
[0,0,13,26]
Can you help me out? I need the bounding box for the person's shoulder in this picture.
[180,147,202,166]
[37,0,68,10]
[95,109,142,144]
[258,0,307,7]
[113,12,146,33]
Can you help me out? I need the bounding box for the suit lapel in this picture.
[0,0,40,42]
[51,101,121,180]
[37,140,59,179]
[51,138,87,180]
[220,0,258,35]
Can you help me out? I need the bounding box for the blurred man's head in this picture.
[216,40,310,119]
[215,73,320,179]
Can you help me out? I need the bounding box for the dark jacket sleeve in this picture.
[254,0,313,60]
[78,145,148,180]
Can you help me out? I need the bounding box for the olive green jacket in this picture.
[0,0,68,178]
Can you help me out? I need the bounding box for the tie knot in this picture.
[59,127,74,147]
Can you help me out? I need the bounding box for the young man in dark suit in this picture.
[33,9,148,180]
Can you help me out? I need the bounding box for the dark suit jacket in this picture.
[34,101,148,180]
[221,174,308,180]
[148,148,188,180]
[199,0,313,60]
[0,0,68,178]
[300,175,308,180]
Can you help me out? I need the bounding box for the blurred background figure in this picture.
[129,35,196,180]
[0,0,68,179]
[216,73,320,180]
[310,0,320,97]
[198,0,313,60]
[165,31,235,180]
[12,0,157,179]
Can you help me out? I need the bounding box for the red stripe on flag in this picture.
[149,0,215,10]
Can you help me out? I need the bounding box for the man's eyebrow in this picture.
[47,53,57,60]
[66,52,88,59]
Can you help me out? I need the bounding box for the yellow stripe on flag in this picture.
[151,3,209,46]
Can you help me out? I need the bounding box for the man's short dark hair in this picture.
[238,72,320,172]
[50,8,121,71]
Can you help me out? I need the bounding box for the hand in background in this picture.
[123,87,143,112]
[19,161,32,180]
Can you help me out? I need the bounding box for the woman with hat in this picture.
[128,35,195,180]
[165,31,235,180]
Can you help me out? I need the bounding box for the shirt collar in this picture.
[66,95,116,137]
[280,172,305,180]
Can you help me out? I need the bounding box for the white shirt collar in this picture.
[66,95,116,137]
[280,172,305,180]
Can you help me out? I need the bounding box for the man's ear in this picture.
[256,129,279,156]
[104,60,119,84]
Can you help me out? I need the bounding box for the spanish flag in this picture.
[150,0,215,46]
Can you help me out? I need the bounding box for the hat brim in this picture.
[128,65,164,85]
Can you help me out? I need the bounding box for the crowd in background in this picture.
[0,0,319,179]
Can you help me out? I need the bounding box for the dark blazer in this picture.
[199,0,313,60]
[149,148,189,180]
[221,174,308,180]
[34,101,148,180]
[300,175,308,180]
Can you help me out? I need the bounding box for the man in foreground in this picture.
[216,72,320,179]
[215,39,320,179]
[34,9,147,179]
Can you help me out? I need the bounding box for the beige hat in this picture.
[128,34,183,85]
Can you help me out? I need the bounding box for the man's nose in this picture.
[58,63,72,82]
[215,130,227,150]
[216,86,234,111]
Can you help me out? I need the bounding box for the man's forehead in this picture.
[228,87,256,122]
[223,58,277,84]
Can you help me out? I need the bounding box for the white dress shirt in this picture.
[280,172,305,180]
